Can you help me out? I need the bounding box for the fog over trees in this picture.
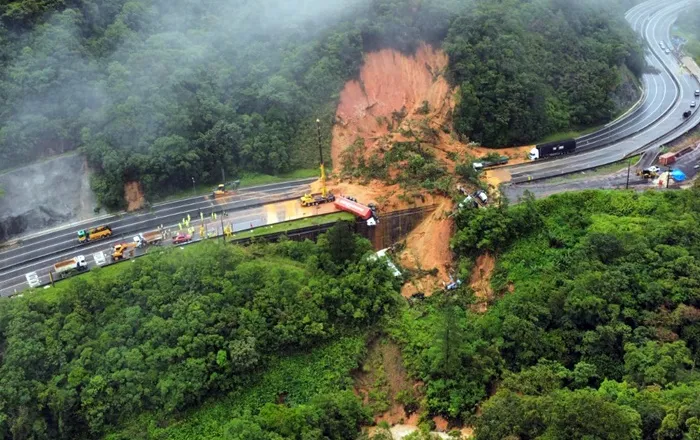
[1,0,642,207]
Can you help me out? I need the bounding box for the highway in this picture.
[0,179,316,296]
[508,0,700,183]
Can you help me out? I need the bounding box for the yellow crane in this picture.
[300,119,335,207]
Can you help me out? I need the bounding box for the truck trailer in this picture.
[528,139,576,161]
[334,197,373,220]
[53,256,88,279]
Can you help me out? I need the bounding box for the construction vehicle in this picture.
[111,242,139,261]
[53,256,88,279]
[136,230,163,246]
[301,119,335,207]
[211,180,241,199]
[77,225,112,244]
[637,166,660,179]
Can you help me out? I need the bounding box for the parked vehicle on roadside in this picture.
[173,233,192,245]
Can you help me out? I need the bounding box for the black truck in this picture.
[528,139,576,160]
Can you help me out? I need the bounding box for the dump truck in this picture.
[77,225,112,244]
[136,231,163,246]
[528,139,576,160]
[334,196,372,220]
[53,256,88,279]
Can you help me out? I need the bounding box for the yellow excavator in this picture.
[211,180,241,199]
[300,119,335,207]
[111,241,139,261]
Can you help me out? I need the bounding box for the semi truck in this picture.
[334,196,373,220]
[528,139,576,161]
[53,256,88,279]
[77,225,112,244]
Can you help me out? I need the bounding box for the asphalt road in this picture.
[508,0,700,183]
[0,179,315,295]
[505,146,700,201]
[0,203,273,297]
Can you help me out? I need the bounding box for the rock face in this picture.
[611,65,642,115]
[0,153,97,242]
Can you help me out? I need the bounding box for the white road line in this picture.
[1,209,269,290]
[0,189,305,264]
[0,192,299,279]
[0,181,312,255]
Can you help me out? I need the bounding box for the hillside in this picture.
[0,0,642,210]
[2,189,699,439]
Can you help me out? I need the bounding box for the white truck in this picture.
[135,230,163,247]
[53,256,88,279]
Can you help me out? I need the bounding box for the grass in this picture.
[536,125,603,144]
[546,154,642,183]
[230,212,355,240]
[153,168,319,203]
[238,168,318,187]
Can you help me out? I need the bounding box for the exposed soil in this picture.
[470,253,496,313]
[124,181,145,211]
[331,43,530,174]
[398,199,454,298]
[354,339,420,426]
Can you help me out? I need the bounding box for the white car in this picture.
[692,101,697,108]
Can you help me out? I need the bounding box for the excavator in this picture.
[300,119,335,207]
[211,180,241,199]
[111,242,139,261]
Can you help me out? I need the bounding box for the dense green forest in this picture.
[447,0,645,147]
[0,225,400,439]
[0,0,464,208]
[390,188,700,439]
[1,0,642,207]
[2,188,700,439]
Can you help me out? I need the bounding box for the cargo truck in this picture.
[528,139,576,161]
[136,230,163,246]
[53,256,88,279]
[334,197,373,220]
[77,225,112,244]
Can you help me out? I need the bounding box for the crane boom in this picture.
[299,119,335,207]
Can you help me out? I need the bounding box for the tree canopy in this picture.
[0,227,400,439]
[390,188,700,439]
[446,0,645,146]
[1,0,642,206]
